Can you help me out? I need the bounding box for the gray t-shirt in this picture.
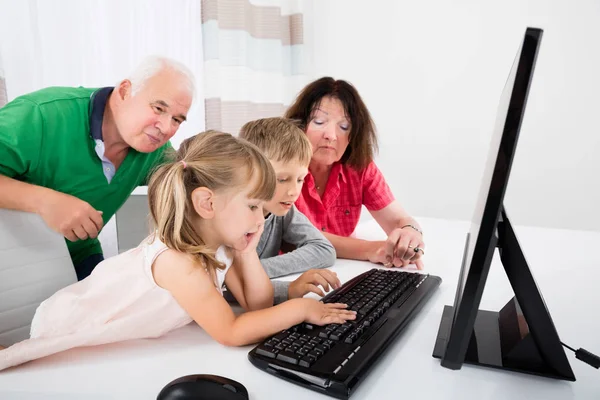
[258,205,336,304]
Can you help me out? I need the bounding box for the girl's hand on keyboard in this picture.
[303,300,357,325]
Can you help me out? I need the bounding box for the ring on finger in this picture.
[413,247,425,255]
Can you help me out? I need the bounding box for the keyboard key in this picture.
[344,334,357,344]
[276,352,301,365]
[315,344,329,353]
[358,306,371,315]
[299,355,317,368]
[297,348,309,356]
[256,347,277,358]
[308,350,321,359]
[320,342,331,350]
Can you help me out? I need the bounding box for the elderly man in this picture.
[0,56,195,279]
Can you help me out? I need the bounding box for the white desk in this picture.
[1,218,599,399]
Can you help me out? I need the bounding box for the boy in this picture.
[239,118,339,304]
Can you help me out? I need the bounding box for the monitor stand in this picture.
[432,208,575,381]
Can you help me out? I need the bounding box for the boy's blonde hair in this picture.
[239,117,312,166]
[147,130,276,272]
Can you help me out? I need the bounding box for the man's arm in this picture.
[0,99,104,240]
[0,174,50,213]
[0,175,104,241]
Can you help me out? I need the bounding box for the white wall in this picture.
[304,0,600,232]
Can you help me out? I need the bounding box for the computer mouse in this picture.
[157,374,249,400]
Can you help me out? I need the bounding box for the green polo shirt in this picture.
[0,86,172,264]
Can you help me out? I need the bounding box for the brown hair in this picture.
[147,130,275,273]
[284,77,378,170]
[239,117,312,166]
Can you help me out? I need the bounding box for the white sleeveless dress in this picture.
[0,235,232,371]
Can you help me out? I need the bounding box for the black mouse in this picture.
[157,374,249,400]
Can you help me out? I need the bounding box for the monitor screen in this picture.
[435,27,575,381]
[453,44,523,318]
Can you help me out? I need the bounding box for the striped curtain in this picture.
[201,0,308,135]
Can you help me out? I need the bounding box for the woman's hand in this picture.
[367,240,390,265]
[384,226,425,269]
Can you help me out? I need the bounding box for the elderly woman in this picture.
[285,77,424,269]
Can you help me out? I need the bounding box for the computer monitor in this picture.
[432,27,576,381]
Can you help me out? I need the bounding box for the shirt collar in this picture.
[332,162,347,184]
[306,161,347,187]
[89,87,114,141]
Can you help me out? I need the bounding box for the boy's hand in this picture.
[288,269,341,299]
[301,299,356,325]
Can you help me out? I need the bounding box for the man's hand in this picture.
[38,191,104,242]
[288,269,341,299]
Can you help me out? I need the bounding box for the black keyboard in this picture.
[248,268,442,399]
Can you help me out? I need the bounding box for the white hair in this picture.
[127,55,196,99]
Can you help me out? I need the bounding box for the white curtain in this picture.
[0,0,205,148]
[202,0,309,135]
[0,50,6,107]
